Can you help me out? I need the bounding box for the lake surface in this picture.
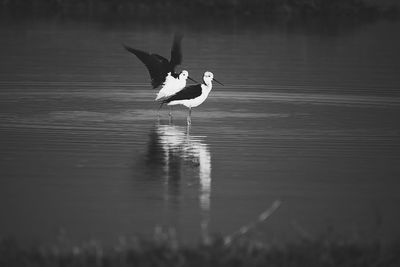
[0,18,400,245]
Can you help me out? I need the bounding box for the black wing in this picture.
[123,44,170,88]
[164,84,202,104]
[169,33,183,72]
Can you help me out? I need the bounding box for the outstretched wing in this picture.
[169,33,183,72]
[123,44,170,88]
[163,84,202,104]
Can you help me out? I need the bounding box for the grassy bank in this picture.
[1,235,400,267]
[1,0,399,20]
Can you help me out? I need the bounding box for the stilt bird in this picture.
[162,71,223,125]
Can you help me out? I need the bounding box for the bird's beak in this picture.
[214,78,224,86]
[188,76,198,83]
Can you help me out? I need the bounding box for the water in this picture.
[0,18,400,244]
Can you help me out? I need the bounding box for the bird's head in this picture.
[203,71,223,86]
[179,70,189,80]
[203,71,214,84]
[180,70,198,83]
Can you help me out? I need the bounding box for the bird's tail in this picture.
[159,96,171,107]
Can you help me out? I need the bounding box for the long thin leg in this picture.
[187,107,192,125]
[157,102,163,117]
[169,106,173,117]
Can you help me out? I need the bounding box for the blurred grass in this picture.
[0,0,399,20]
[1,234,400,267]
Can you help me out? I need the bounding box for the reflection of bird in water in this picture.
[161,71,223,125]
[145,123,212,239]
[123,34,197,116]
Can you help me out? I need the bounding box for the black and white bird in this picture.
[162,71,223,125]
[123,34,196,101]
[155,70,190,101]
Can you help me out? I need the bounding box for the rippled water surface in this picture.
[1,19,400,244]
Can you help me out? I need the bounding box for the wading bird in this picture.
[162,71,223,125]
[155,70,191,117]
[123,34,197,114]
[155,70,190,101]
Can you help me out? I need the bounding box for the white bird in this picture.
[155,70,191,117]
[155,70,191,100]
[161,71,223,125]
[123,34,197,116]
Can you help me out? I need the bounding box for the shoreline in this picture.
[1,234,399,266]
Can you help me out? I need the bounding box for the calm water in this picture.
[0,18,400,244]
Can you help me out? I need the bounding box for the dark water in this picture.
[1,19,400,244]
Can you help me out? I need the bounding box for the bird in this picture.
[155,70,190,101]
[123,34,197,116]
[155,70,192,117]
[161,71,223,125]
[123,33,183,89]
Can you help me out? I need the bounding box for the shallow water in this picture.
[0,18,400,244]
